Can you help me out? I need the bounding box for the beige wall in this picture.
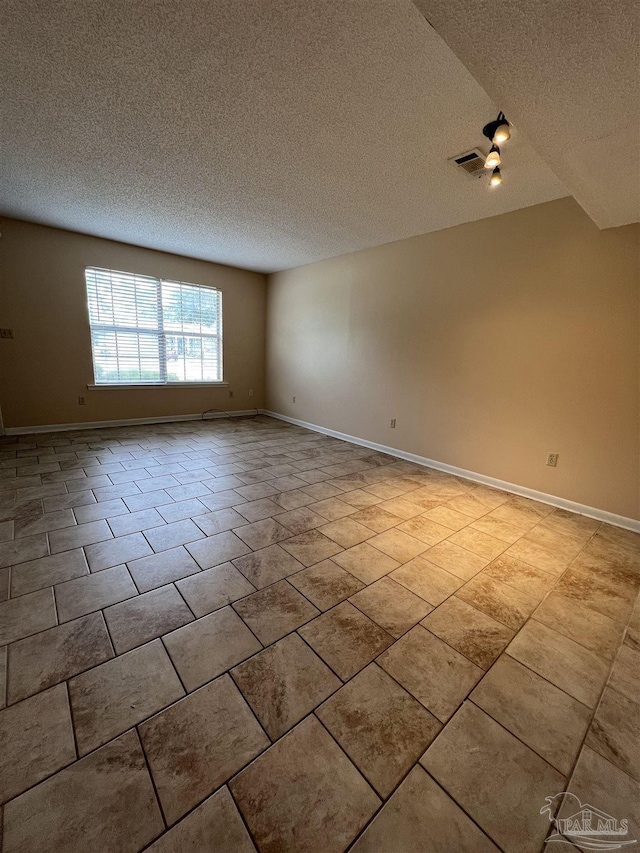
[0,219,267,429]
[266,198,640,520]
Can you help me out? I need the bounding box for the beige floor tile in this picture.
[10,549,88,597]
[85,531,153,571]
[339,489,383,509]
[7,611,114,704]
[0,684,76,804]
[332,542,400,584]
[421,701,565,853]
[448,526,508,560]
[279,529,343,566]
[49,520,112,554]
[302,482,346,501]
[233,517,290,550]
[539,508,601,539]
[422,539,489,580]
[288,559,365,610]
[368,529,428,563]
[507,619,610,708]
[609,640,640,704]
[456,572,538,630]
[555,567,635,624]
[0,533,48,569]
[230,715,380,853]
[193,506,247,536]
[378,626,483,722]
[55,564,137,622]
[586,687,640,780]
[390,556,463,605]
[235,497,283,522]
[554,746,640,848]
[176,562,255,617]
[235,481,280,501]
[350,505,403,533]
[471,654,591,775]
[0,565,8,601]
[422,596,514,669]
[349,576,432,638]
[144,518,205,552]
[233,580,319,645]
[232,633,340,739]
[14,508,75,539]
[350,765,499,853]
[233,543,305,589]
[164,606,262,691]
[147,786,256,853]
[317,663,441,797]
[482,554,557,601]
[534,591,624,661]
[486,503,540,531]
[2,730,163,853]
[276,506,327,535]
[470,515,526,544]
[377,498,424,520]
[299,601,393,680]
[318,517,374,548]
[447,492,495,520]
[0,645,6,709]
[104,584,194,653]
[127,545,200,592]
[139,675,268,825]
[186,530,251,568]
[505,538,573,577]
[270,489,316,511]
[69,639,184,755]
[107,507,166,536]
[423,505,471,531]
[396,516,451,545]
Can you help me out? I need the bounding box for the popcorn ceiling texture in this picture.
[413,0,640,230]
[0,0,566,272]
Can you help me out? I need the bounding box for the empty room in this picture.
[0,1,638,852]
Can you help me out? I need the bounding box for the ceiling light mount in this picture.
[482,112,511,145]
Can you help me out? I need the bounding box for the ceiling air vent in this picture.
[448,148,487,179]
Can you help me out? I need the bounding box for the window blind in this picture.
[85,267,223,384]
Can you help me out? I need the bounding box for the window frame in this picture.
[84,266,226,388]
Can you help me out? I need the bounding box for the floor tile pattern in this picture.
[0,416,638,852]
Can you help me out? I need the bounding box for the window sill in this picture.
[87,382,228,390]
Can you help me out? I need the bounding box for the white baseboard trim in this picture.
[4,410,259,435]
[261,410,640,533]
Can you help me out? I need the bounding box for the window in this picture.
[85,267,223,384]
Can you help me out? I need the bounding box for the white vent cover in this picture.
[448,148,487,179]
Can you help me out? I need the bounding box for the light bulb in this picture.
[485,145,501,169]
[493,122,510,144]
[489,167,502,187]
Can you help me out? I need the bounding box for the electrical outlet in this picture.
[248,389,254,397]
[292,396,296,404]
[546,452,558,467]
[228,390,234,398]
[0,328,14,339]
[78,396,86,406]
[390,418,396,428]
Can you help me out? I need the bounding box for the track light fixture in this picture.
[485,145,501,169]
[482,112,510,186]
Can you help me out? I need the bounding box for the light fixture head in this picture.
[489,167,502,187]
[482,112,510,146]
[484,145,501,169]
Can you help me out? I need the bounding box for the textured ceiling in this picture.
[413,0,640,230]
[0,0,567,272]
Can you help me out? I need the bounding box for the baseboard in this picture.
[4,410,259,435]
[261,410,640,533]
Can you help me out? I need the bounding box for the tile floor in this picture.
[0,415,638,853]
